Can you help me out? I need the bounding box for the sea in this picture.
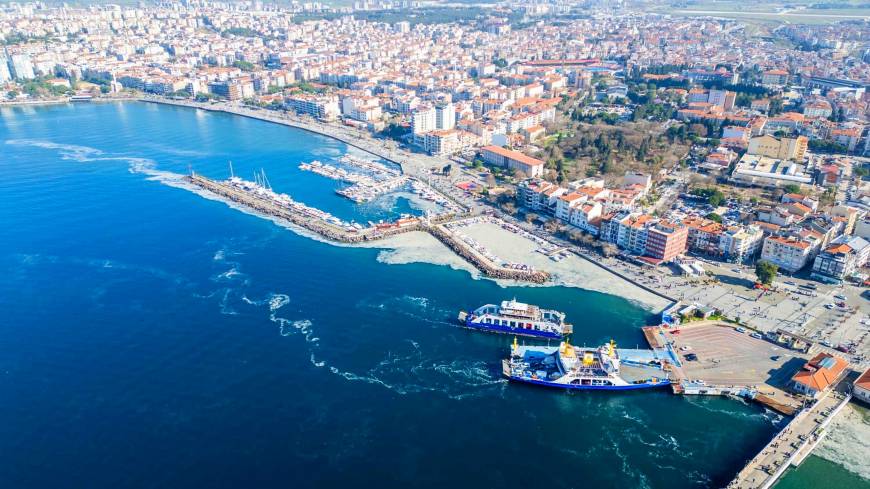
[0,101,866,489]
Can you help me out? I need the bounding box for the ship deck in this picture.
[619,364,671,384]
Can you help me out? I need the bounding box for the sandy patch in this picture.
[459,221,671,311]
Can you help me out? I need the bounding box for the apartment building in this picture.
[286,93,341,121]
[810,236,870,283]
[683,216,724,256]
[644,220,688,263]
[761,69,789,87]
[719,225,765,264]
[760,235,818,273]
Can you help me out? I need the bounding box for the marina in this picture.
[184,172,551,283]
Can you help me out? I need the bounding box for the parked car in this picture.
[735,327,746,333]
[750,332,763,339]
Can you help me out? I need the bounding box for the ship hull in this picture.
[463,319,564,340]
[506,375,670,390]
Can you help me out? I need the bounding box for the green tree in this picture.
[782,184,802,195]
[706,212,723,223]
[233,60,255,72]
[755,261,778,286]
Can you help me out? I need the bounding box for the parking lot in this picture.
[669,323,807,389]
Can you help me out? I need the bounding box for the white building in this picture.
[811,235,870,283]
[412,106,437,135]
[286,94,341,121]
[760,235,818,273]
[10,54,35,80]
[0,57,11,83]
[435,102,455,130]
[719,225,765,264]
[568,201,603,235]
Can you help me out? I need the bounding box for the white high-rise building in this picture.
[435,102,455,130]
[411,106,436,135]
[0,57,11,83]
[10,54,35,80]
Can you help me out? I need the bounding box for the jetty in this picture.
[186,173,421,243]
[726,390,852,489]
[185,173,548,283]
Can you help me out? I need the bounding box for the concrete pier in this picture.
[727,390,852,489]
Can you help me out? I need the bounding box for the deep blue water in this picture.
[0,102,781,489]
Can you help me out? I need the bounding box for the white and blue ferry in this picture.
[458,299,572,339]
[503,338,670,390]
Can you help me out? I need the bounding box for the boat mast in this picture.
[228,160,234,178]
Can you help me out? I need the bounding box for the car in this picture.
[785,281,796,286]
[750,332,763,339]
[684,353,698,361]
[825,304,835,309]
[821,341,833,347]
[770,355,781,361]
[679,345,692,351]
[735,327,746,333]
[834,294,846,300]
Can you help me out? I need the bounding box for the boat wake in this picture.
[242,292,505,400]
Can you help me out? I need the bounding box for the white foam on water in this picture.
[218,289,238,316]
[814,403,870,480]
[269,293,290,311]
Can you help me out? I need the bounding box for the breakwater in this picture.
[429,225,550,284]
[186,174,549,283]
[186,173,420,243]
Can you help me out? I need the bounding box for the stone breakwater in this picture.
[185,174,547,283]
[185,174,417,243]
[428,225,551,284]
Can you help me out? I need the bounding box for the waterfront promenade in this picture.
[727,390,853,489]
[139,97,447,184]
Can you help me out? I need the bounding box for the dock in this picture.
[726,390,852,489]
[640,321,858,488]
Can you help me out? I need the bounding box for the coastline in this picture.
[138,96,421,172]
[139,97,678,311]
[0,95,137,107]
[72,96,674,311]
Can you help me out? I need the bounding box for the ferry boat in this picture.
[457,299,572,339]
[502,338,670,390]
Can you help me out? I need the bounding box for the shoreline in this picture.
[139,97,416,173]
[0,95,137,108]
[131,97,676,310]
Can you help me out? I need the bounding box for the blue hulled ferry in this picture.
[458,299,572,339]
[503,338,671,391]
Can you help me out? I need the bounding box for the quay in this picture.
[641,321,859,489]
[727,390,852,489]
